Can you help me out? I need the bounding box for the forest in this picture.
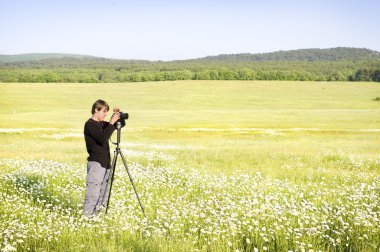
[0,47,379,83]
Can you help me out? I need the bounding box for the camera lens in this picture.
[120,112,129,120]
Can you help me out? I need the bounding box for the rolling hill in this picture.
[1,47,379,64]
[0,53,95,63]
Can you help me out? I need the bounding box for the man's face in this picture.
[95,107,108,122]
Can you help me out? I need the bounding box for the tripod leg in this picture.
[119,151,146,216]
[105,149,118,214]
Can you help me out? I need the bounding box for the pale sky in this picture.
[0,0,379,61]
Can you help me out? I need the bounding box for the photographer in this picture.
[83,99,120,218]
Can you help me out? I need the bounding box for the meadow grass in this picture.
[0,81,380,251]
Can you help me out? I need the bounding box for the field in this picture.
[0,81,380,251]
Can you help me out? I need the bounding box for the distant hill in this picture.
[195,47,380,62]
[0,47,379,64]
[0,53,96,63]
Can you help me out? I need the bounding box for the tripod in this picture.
[105,122,146,217]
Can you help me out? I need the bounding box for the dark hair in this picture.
[91,99,109,114]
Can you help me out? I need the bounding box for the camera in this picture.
[114,111,129,128]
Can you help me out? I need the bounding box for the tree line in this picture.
[1,66,379,83]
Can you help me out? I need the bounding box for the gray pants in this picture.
[83,161,111,217]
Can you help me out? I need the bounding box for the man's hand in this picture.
[113,107,120,113]
[110,112,120,125]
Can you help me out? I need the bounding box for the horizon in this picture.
[1,0,379,61]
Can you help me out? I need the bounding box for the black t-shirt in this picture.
[84,118,115,168]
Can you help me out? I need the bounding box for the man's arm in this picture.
[85,122,115,145]
[85,111,120,144]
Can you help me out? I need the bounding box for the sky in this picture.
[0,0,379,61]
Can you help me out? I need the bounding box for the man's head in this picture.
[91,99,109,122]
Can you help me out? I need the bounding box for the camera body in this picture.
[114,111,128,128]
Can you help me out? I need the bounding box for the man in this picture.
[83,99,120,217]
